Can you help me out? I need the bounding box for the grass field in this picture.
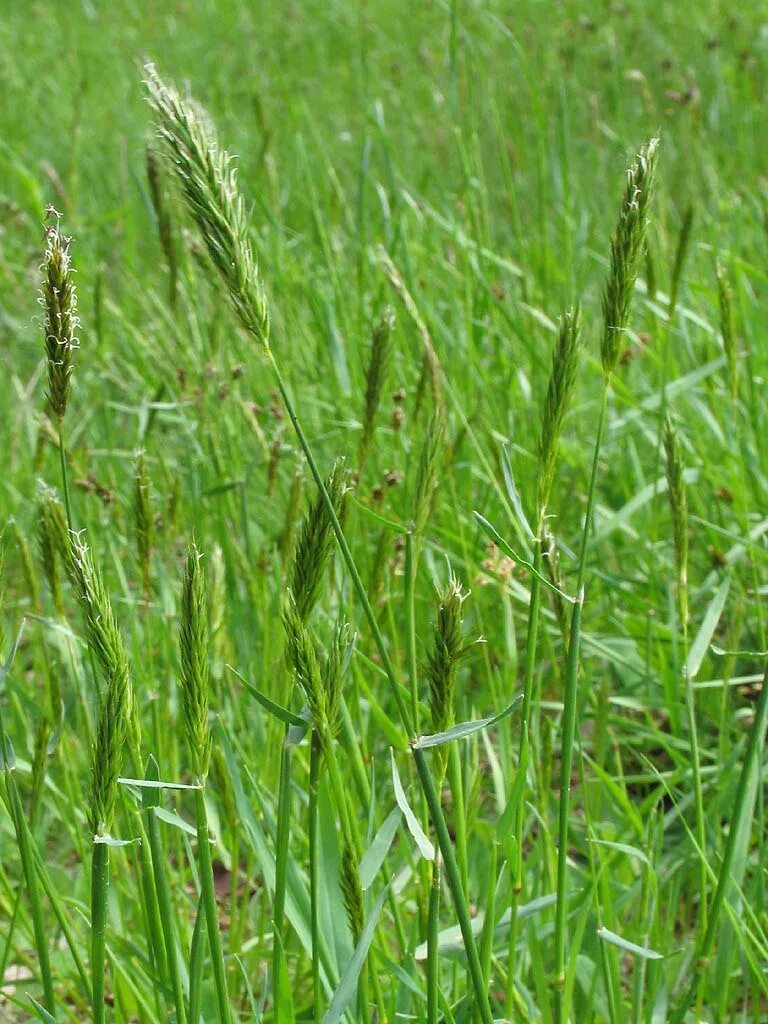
[1,2,768,1022]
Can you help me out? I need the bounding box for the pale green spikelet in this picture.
[290,458,348,623]
[359,306,395,467]
[282,597,325,733]
[144,64,269,345]
[133,449,152,599]
[41,208,79,422]
[537,306,582,517]
[663,414,689,625]
[341,843,365,945]
[426,577,470,736]
[412,409,444,542]
[716,262,738,400]
[321,623,351,741]
[601,139,659,376]
[179,544,213,779]
[68,533,140,770]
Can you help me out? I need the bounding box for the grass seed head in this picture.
[359,306,395,467]
[537,306,582,517]
[144,64,269,345]
[41,209,79,421]
[179,544,213,779]
[282,597,326,735]
[426,576,470,736]
[601,138,659,377]
[341,843,365,944]
[290,458,348,623]
[133,449,152,598]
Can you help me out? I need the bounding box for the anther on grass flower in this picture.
[144,64,269,345]
[601,138,659,376]
[359,306,396,467]
[425,576,472,737]
[179,545,213,780]
[537,307,582,517]
[41,208,79,422]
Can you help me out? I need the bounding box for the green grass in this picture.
[2,2,768,1022]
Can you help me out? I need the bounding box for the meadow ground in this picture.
[1,2,767,1022]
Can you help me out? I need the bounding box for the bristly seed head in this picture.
[359,306,396,468]
[179,544,213,779]
[601,139,659,377]
[538,306,582,518]
[66,534,132,834]
[41,207,79,422]
[144,64,269,346]
[426,576,472,737]
[290,458,348,623]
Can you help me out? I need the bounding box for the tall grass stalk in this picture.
[146,65,494,1023]
[553,139,658,1023]
[179,545,231,1024]
[664,413,707,938]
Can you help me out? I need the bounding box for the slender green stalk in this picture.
[413,745,492,1023]
[188,893,205,1024]
[271,736,292,1023]
[90,841,110,1024]
[553,385,608,1017]
[193,787,231,1024]
[143,760,187,1024]
[309,731,322,1021]
[664,415,707,937]
[427,860,441,1024]
[179,547,230,1023]
[57,420,73,531]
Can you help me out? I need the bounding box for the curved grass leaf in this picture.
[474,512,575,603]
[227,664,306,727]
[597,926,664,960]
[413,694,522,750]
[360,806,401,890]
[391,750,434,861]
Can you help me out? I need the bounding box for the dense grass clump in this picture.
[1,5,768,1023]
